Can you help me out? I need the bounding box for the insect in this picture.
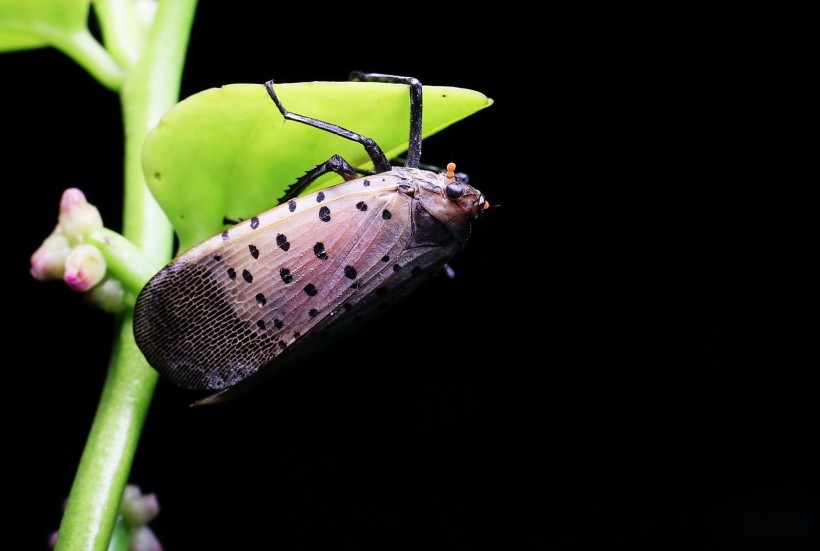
[133,72,488,405]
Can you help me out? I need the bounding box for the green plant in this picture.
[1,1,491,549]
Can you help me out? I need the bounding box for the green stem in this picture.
[53,1,198,550]
[54,312,157,551]
[88,227,159,297]
[121,1,197,267]
[48,28,124,91]
[93,0,143,69]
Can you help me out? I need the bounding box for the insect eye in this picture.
[445,183,465,200]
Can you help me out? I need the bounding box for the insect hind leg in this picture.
[265,80,392,174]
[349,72,423,169]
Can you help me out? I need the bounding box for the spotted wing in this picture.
[134,175,417,392]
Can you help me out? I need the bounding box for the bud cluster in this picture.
[30,188,125,312]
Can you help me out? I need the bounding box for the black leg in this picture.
[349,71,423,169]
[280,154,360,203]
[265,80,392,174]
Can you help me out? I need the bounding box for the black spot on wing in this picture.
[276,233,290,251]
[319,206,331,222]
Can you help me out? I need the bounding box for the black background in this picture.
[5,5,819,549]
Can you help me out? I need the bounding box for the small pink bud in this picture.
[131,526,164,551]
[122,493,160,527]
[122,484,141,501]
[121,484,160,527]
[59,187,86,210]
[63,244,106,292]
[30,231,70,281]
[58,188,103,240]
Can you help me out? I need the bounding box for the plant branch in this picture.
[93,0,145,69]
[48,27,123,91]
[53,1,198,549]
[87,227,159,298]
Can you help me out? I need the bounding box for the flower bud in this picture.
[130,527,163,551]
[121,486,160,527]
[63,244,106,292]
[30,230,70,281]
[58,188,103,241]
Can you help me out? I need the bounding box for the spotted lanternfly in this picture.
[133,72,488,405]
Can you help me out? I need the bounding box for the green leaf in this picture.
[142,81,493,252]
[0,0,90,52]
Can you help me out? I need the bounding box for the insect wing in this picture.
[134,172,430,393]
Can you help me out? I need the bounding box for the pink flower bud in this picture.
[58,188,103,240]
[130,527,164,551]
[122,489,161,527]
[30,230,70,281]
[63,244,106,292]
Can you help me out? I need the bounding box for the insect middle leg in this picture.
[277,154,360,204]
